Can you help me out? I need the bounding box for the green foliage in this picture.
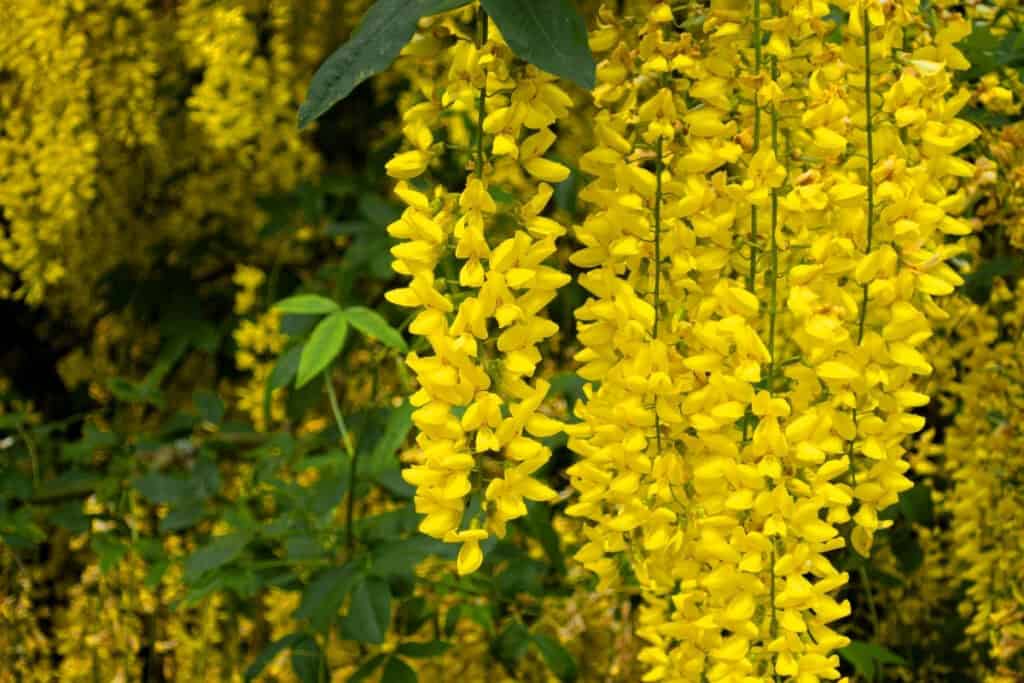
[480,0,595,89]
[297,311,349,387]
[298,0,475,128]
[298,0,595,130]
[839,641,907,680]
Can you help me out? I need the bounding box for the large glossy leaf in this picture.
[298,0,473,129]
[296,312,349,387]
[480,0,595,90]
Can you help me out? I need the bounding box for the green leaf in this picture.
[51,501,90,535]
[899,483,934,525]
[838,641,907,680]
[397,640,450,658]
[381,656,417,683]
[184,533,251,583]
[348,654,387,683]
[492,621,531,667]
[963,256,1024,304]
[294,563,360,633]
[532,634,578,682]
[367,401,414,475]
[345,306,408,352]
[298,0,472,129]
[297,312,349,387]
[134,472,193,505]
[91,534,128,573]
[275,294,340,315]
[480,0,595,90]
[245,633,304,681]
[193,389,225,424]
[370,536,446,578]
[341,577,392,644]
[291,634,326,683]
[269,346,304,391]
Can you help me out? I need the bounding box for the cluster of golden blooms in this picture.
[385,6,573,575]
[0,553,54,682]
[923,277,1024,681]
[233,265,288,431]
[554,0,978,680]
[0,0,335,312]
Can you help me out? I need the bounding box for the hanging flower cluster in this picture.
[561,0,978,679]
[386,6,573,574]
[927,278,1024,679]
[0,0,325,312]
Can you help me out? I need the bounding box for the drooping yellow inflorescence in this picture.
[0,0,328,311]
[386,6,573,575]
[926,278,1024,681]
[563,1,978,680]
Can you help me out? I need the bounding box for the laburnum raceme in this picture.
[927,278,1024,680]
[565,1,978,681]
[386,5,573,575]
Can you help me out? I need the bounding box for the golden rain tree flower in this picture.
[387,5,572,575]
[565,0,979,680]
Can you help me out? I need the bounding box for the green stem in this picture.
[849,11,876,487]
[770,543,780,683]
[653,135,665,454]
[857,9,875,346]
[859,564,881,639]
[747,0,762,294]
[654,136,664,339]
[766,48,780,392]
[475,9,489,179]
[325,372,357,553]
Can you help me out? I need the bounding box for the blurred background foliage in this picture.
[0,1,1023,681]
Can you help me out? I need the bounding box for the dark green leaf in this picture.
[397,640,450,658]
[370,535,446,578]
[295,563,360,633]
[134,471,193,505]
[348,654,387,683]
[291,634,326,683]
[838,641,907,680]
[193,389,225,424]
[480,0,595,90]
[51,501,90,534]
[532,633,578,682]
[275,294,340,315]
[184,533,251,583]
[269,345,304,391]
[245,633,304,681]
[367,401,414,474]
[298,0,472,128]
[297,312,349,387]
[381,656,417,683]
[159,504,207,533]
[345,306,407,352]
[525,501,565,574]
[492,621,531,667]
[341,577,392,644]
[899,483,934,525]
[310,470,349,517]
[963,256,1024,304]
[91,534,128,573]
